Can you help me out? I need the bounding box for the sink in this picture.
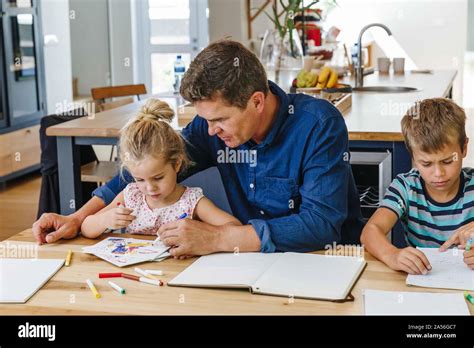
[352,86,419,93]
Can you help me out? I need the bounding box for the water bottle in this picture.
[173,55,186,94]
[350,43,359,68]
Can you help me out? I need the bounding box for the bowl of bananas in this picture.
[293,66,350,94]
[293,66,352,115]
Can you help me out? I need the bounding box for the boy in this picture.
[361,98,474,274]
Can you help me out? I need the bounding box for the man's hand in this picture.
[32,213,81,244]
[157,219,222,258]
[439,222,474,251]
[385,247,432,275]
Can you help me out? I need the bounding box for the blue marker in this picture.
[466,238,473,252]
[177,213,188,220]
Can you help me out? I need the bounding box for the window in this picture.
[134,0,209,94]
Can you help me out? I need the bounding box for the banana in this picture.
[317,66,332,85]
[326,69,338,88]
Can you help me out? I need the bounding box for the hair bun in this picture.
[137,98,175,122]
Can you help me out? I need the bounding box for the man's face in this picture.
[194,94,262,148]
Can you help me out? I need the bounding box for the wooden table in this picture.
[1,229,472,315]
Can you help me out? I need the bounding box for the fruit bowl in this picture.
[296,83,352,95]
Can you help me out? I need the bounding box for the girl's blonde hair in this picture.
[119,98,189,173]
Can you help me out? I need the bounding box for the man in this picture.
[32,40,364,256]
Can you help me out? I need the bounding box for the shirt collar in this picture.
[249,80,290,148]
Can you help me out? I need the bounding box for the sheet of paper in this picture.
[82,237,169,267]
[364,289,470,315]
[406,248,474,291]
[0,259,64,303]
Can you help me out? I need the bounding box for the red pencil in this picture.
[99,273,123,278]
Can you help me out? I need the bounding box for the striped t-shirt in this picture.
[380,168,474,247]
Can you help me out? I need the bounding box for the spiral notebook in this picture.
[168,252,367,301]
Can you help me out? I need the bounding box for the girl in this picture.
[81,98,240,241]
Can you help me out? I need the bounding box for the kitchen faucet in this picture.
[355,23,392,87]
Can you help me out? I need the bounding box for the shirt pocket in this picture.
[257,176,300,217]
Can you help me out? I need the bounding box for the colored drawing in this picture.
[82,237,170,267]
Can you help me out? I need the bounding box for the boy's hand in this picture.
[439,223,474,251]
[385,247,432,275]
[100,206,135,230]
[464,249,474,270]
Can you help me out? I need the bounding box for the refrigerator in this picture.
[0,0,45,131]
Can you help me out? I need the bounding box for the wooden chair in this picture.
[91,84,147,112]
[82,84,147,185]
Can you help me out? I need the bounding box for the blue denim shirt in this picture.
[92,81,364,252]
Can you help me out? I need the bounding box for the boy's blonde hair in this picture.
[119,98,189,173]
[401,98,466,155]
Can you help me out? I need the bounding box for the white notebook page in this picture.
[168,252,281,287]
[406,248,474,291]
[252,253,366,300]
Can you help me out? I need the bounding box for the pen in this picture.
[99,272,123,278]
[108,281,126,294]
[121,273,163,286]
[86,279,101,299]
[144,270,164,276]
[65,250,72,266]
[464,291,474,305]
[134,267,158,280]
[466,238,472,252]
[153,212,188,245]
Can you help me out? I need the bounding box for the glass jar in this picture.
[259,29,304,92]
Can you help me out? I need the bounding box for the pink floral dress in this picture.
[123,183,204,235]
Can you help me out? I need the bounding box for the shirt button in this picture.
[260,210,265,215]
[249,183,255,189]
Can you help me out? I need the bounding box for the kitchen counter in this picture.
[343,70,457,141]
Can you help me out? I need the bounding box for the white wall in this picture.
[69,0,111,96]
[40,0,73,114]
[468,0,474,51]
[108,0,134,86]
[69,0,134,95]
[208,0,247,43]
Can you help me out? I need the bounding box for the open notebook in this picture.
[0,258,64,303]
[168,252,367,301]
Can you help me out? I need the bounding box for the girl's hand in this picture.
[100,205,135,230]
[385,247,432,275]
[439,223,474,251]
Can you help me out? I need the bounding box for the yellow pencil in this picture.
[65,249,72,266]
[86,279,101,299]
